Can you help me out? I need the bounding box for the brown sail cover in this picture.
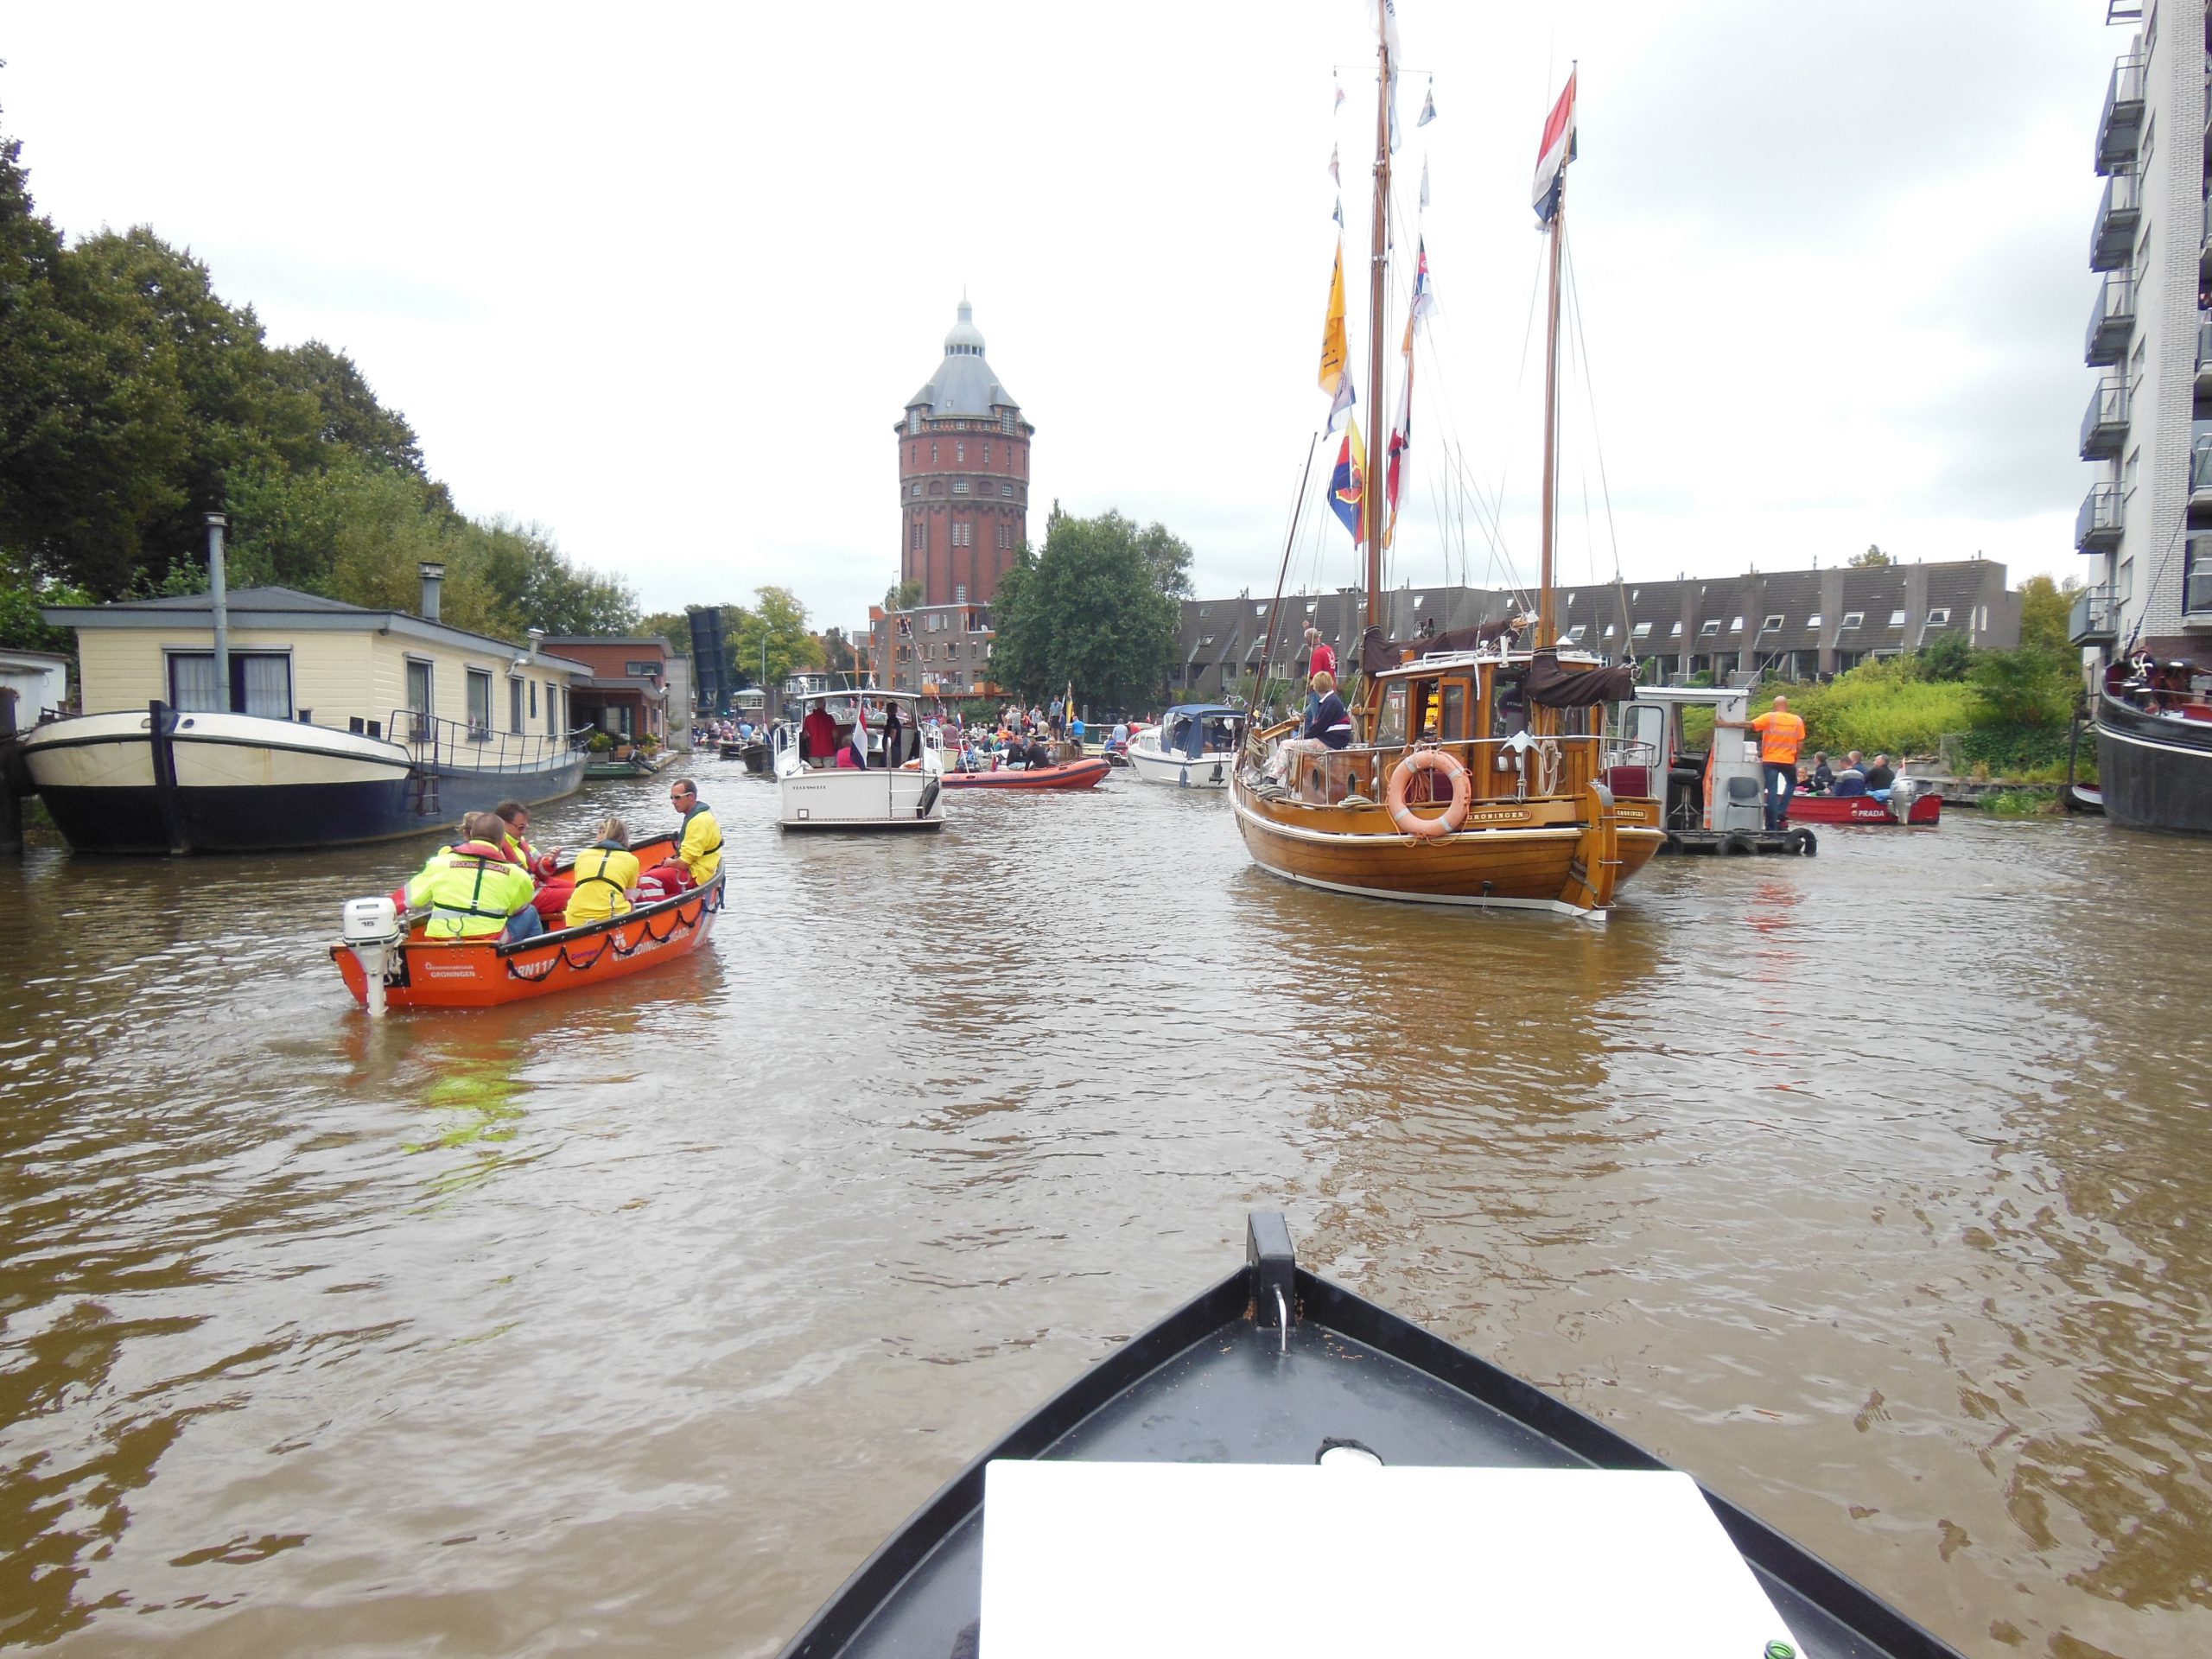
[1526,647,1636,707]
[1357,620,1513,675]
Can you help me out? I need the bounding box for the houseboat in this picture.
[26,553,588,855]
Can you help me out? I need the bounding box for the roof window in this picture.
[1888,609,1907,626]
[1760,614,1783,632]
[1840,611,1864,629]
[1669,621,1683,637]
[1728,616,1745,632]
[1699,620,1721,637]
[1926,607,1951,626]
[1806,613,1822,629]
[1632,622,1653,639]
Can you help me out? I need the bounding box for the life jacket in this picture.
[409,839,534,939]
[677,804,723,883]
[564,842,639,925]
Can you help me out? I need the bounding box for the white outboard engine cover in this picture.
[342,896,402,943]
[341,896,405,1017]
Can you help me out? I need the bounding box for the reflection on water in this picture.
[2,765,2209,1657]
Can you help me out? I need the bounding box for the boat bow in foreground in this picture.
[779,1214,1967,1659]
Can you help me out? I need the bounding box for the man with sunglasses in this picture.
[640,777,721,897]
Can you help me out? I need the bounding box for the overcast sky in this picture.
[6,1,2119,631]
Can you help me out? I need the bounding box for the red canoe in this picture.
[1787,792,1940,826]
[332,833,724,1011]
[940,756,1110,791]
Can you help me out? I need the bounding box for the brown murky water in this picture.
[2,765,2207,1657]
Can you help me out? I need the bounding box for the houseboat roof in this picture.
[41,586,593,674]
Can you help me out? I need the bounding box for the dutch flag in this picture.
[1531,71,1577,227]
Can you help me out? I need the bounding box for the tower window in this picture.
[1001,484,1013,498]
[982,443,990,467]
[957,442,965,464]
[953,481,969,494]
[911,523,923,550]
[931,443,938,464]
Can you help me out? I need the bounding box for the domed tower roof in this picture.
[906,298,1020,419]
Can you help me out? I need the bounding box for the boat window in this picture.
[406,658,435,723]
[509,677,524,732]
[1376,683,1408,745]
[466,670,493,736]
[1491,675,1529,739]
[529,681,538,719]
[1440,681,1466,741]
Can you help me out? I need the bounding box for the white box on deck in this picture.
[979,1460,1801,1659]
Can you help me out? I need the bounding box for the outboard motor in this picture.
[341,896,405,1018]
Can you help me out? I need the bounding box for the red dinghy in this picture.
[332,832,724,1013]
[1787,792,1940,826]
[940,756,1110,791]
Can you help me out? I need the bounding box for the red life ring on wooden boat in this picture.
[1386,749,1470,838]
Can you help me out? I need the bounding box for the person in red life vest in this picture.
[493,800,558,877]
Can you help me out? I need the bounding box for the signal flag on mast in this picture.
[1532,70,1577,226]
[1330,418,1368,543]
[1318,242,1356,431]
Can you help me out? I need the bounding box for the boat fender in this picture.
[1792,827,1817,857]
[1385,749,1471,839]
[1720,831,1750,855]
[916,778,941,819]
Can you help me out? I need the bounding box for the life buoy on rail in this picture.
[1386,749,1471,838]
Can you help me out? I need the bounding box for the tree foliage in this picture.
[1849,544,1894,568]
[729,586,823,689]
[2016,573,2076,656]
[0,102,632,639]
[989,510,1183,708]
[883,579,922,612]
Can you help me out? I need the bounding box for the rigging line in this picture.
[1560,225,1626,588]
[1560,221,1637,662]
[1413,316,1519,587]
[2124,506,2190,655]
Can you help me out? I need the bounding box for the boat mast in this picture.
[1365,13,1391,635]
[1537,171,1563,651]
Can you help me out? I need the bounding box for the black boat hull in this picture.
[2094,686,2212,834]
[779,1216,1966,1659]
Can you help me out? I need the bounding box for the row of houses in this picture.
[861,558,2019,702]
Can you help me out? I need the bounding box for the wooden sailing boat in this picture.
[1231,30,1665,921]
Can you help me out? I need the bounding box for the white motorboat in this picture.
[1125,703,1245,788]
[772,689,945,830]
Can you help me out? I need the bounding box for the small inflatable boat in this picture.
[940,756,1110,791]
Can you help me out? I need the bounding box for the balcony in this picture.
[2189,556,2212,622]
[2096,54,2146,175]
[2069,586,2119,645]
[2199,317,2212,401]
[2092,171,2141,270]
[2193,442,2212,517]
[2077,484,2125,551]
[2081,378,2130,459]
[2086,272,2136,365]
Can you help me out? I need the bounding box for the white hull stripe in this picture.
[1244,855,1607,922]
[2097,720,2212,761]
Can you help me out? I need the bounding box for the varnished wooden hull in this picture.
[1232,780,1663,919]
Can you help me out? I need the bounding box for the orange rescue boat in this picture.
[332,833,724,1013]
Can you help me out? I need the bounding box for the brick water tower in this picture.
[895,299,1033,607]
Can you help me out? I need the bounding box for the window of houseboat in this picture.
[166,649,293,718]
[510,677,524,732]
[1490,675,1529,738]
[466,669,493,737]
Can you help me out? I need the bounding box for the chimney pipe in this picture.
[206,513,231,713]
[418,562,446,623]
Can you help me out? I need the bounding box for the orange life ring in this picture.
[1386,749,1471,838]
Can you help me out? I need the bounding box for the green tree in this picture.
[883,579,922,612]
[990,510,1179,708]
[2017,573,2076,656]
[730,586,823,689]
[1849,544,1894,568]
[1970,647,2075,728]
[1916,632,1974,682]
[638,610,692,653]
[820,626,857,674]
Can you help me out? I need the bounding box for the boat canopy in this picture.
[1160,703,1244,721]
[1160,704,1243,759]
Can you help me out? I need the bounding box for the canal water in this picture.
[1,764,2205,1658]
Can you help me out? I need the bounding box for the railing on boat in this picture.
[1259,732,1633,804]
[391,710,584,776]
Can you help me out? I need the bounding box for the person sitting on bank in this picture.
[800,702,839,767]
[639,778,721,897]
[1264,671,1353,785]
[405,811,544,943]
[563,817,641,929]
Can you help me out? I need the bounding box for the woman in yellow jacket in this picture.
[563,817,642,929]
